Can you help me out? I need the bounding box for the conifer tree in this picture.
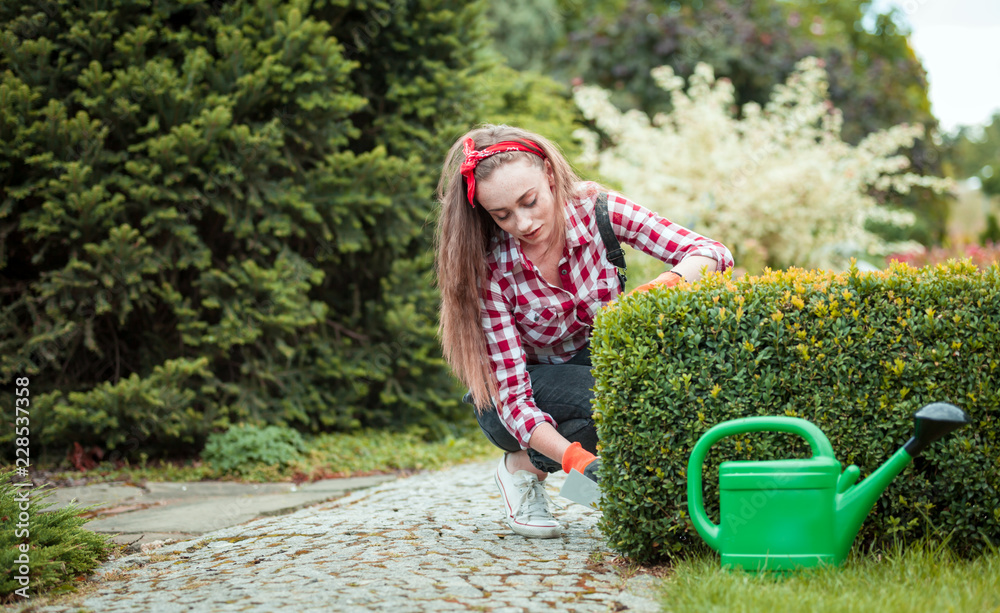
[1,0,488,458]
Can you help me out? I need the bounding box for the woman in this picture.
[435,125,733,538]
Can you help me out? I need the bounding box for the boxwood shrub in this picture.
[591,261,999,564]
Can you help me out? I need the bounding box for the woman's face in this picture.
[475,157,558,249]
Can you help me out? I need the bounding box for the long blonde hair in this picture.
[434,124,590,411]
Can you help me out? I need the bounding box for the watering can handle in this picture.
[686,416,836,551]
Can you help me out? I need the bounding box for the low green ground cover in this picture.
[0,471,115,603]
[658,540,1000,612]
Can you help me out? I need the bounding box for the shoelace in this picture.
[514,475,556,520]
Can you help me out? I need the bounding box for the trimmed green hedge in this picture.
[591,261,1000,564]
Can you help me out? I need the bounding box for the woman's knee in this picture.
[471,401,521,453]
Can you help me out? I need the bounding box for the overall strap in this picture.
[595,192,627,292]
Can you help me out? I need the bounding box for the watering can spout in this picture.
[833,446,912,562]
[834,403,971,563]
[902,402,973,456]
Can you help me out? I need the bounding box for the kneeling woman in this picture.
[434,125,733,538]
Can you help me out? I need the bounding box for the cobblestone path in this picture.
[29,462,662,612]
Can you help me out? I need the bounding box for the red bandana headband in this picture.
[459,138,546,207]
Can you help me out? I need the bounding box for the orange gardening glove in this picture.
[561,442,596,474]
[562,442,601,483]
[628,270,684,296]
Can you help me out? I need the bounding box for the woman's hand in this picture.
[629,255,720,295]
[629,270,684,295]
[669,255,718,282]
[528,424,600,481]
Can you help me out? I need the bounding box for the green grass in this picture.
[304,427,497,475]
[659,541,1000,613]
[19,426,497,485]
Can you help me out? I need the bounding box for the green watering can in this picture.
[687,402,971,572]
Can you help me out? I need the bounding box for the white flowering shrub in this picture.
[573,57,953,272]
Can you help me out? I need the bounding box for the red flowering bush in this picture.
[888,242,1000,269]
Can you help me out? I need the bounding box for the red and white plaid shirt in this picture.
[480,183,734,449]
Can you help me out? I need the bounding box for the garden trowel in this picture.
[560,469,602,510]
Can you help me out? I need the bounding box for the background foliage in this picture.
[488,0,949,245]
[490,0,934,143]
[0,0,496,460]
[574,57,950,273]
[591,263,999,564]
[474,63,586,166]
[2,0,993,477]
[942,111,1000,199]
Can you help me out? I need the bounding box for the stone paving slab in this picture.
[41,482,146,512]
[43,476,396,512]
[26,462,663,613]
[37,475,396,548]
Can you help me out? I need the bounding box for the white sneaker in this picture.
[494,455,561,538]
